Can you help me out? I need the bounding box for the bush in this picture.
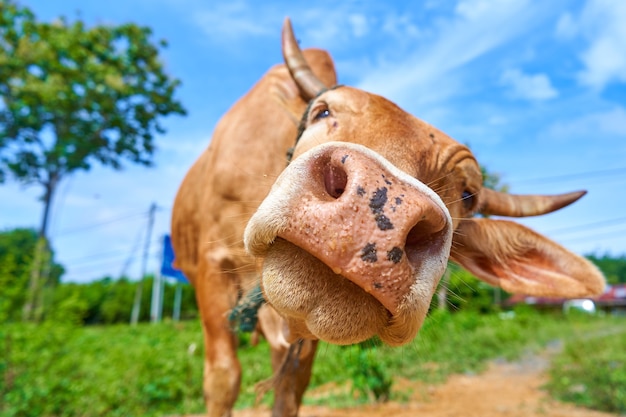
[0,321,207,417]
[547,330,626,414]
[344,341,392,403]
[44,277,198,325]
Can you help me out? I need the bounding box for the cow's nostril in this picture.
[323,162,347,199]
[405,218,448,267]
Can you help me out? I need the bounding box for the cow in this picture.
[171,18,605,417]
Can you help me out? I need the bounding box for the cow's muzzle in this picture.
[245,142,452,343]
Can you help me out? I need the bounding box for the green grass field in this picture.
[1,309,623,417]
[547,325,626,414]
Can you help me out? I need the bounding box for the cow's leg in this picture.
[195,255,241,417]
[270,339,318,417]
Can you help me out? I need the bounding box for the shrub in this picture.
[345,342,392,403]
[547,330,626,414]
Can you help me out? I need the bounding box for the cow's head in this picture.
[244,19,605,346]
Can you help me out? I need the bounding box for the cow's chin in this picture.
[260,238,430,346]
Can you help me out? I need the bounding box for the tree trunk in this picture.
[22,174,59,321]
[23,237,47,321]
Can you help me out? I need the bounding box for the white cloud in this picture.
[381,13,421,39]
[579,35,626,89]
[557,0,626,90]
[500,68,558,101]
[356,0,539,110]
[172,2,380,55]
[348,14,368,38]
[191,1,276,40]
[546,106,626,139]
[555,12,577,39]
[295,9,417,49]
[455,0,497,20]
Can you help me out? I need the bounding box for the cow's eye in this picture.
[313,108,330,121]
[462,190,476,211]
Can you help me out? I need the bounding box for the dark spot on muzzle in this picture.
[387,247,403,264]
[341,154,349,164]
[356,186,366,196]
[369,187,394,231]
[361,242,378,263]
[375,214,394,231]
[370,187,388,211]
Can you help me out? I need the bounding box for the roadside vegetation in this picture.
[1,309,623,417]
[2,223,625,416]
[547,322,626,414]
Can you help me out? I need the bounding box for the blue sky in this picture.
[2,0,625,283]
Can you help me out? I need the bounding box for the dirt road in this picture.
[232,347,616,417]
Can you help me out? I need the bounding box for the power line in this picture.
[511,167,626,185]
[119,227,150,278]
[54,210,147,237]
[558,227,626,246]
[65,249,162,276]
[66,248,133,266]
[546,216,626,236]
[131,203,157,325]
[62,236,163,265]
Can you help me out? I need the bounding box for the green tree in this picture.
[0,227,64,322]
[586,253,626,285]
[0,1,186,320]
[44,275,197,325]
[481,165,509,194]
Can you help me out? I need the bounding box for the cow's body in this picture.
[172,48,336,417]
[171,20,605,417]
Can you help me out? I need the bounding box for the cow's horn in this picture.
[479,188,586,217]
[282,17,328,100]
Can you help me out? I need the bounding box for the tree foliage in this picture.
[0,0,186,193]
[0,228,63,322]
[47,276,198,325]
[586,253,626,285]
[481,165,509,193]
[0,0,185,320]
[0,227,198,325]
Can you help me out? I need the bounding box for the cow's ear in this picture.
[450,218,605,297]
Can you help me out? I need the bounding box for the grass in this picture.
[0,308,622,416]
[1,321,207,416]
[547,322,626,414]
[304,307,622,407]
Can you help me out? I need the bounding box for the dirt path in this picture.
[232,344,616,417]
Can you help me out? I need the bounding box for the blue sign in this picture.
[161,235,188,283]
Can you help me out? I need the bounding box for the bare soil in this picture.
[231,345,617,417]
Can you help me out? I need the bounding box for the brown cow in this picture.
[171,18,605,417]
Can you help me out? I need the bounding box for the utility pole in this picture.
[150,236,165,323]
[130,202,157,325]
[173,282,183,321]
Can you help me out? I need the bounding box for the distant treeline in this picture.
[50,276,198,325]
[2,227,625,325]
[585,253,626,285]
[0,227,197,324]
